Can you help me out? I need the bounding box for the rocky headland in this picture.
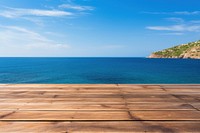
[149,40,200,59]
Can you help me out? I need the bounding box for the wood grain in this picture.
[0,121,143,133]
[0,121,200,133]
[0,84,199,132]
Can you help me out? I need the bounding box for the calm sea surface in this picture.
[0,57,199,84]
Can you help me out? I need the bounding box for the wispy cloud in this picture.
[0,25,70,56]
[146,12,200,35]
[165,17,184,23]
[59,4,94,11]
[146,24,200,32]
[143,11,200,15]
[160,32,184,36]
[0,7,73,18]
[174,11,200,15]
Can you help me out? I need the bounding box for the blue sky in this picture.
[0,0,200,57]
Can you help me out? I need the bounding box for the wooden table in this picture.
[0,84,199,132]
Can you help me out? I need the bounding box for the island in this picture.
[149,40,200,59]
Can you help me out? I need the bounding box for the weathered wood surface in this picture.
[1,121,200,133]
[0,84,199,133]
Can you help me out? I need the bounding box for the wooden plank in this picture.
[172,94,200,99]
[171,94,200,102]
[121,88,165,93]
[0,98,125,104]
[0,104,127,111]
[130,111,200,120]
[0,84,199,88]
[0,110,199,120]
[0,103,196,111]
[162,85,200,88]
[0,84,199,132]
[190,103,200,110]
[0,94,125,98]
[0,111,131,120]
[165,88,200,93]
[126,97,181,102]
[2,91,199,96]
[0,121,200,133]
[0,97,183,104]
[163,85,200,93]
[0,88,165,93]
[0,87,121,92]
[118,84,161,88]
[127,103,196,110]
[0,87,165,93]
[2,85,199,93]
[0,93,178,98]
[0,84,118,87]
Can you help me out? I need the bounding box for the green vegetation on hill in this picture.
[150,40,200,59]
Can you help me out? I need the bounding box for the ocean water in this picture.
[0,57,199,84]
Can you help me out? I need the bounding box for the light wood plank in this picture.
[0,104,127,111]
[127,103,196,110]
[0,87,165,93]
[0,98,125,104]
[0,84,118,87]
[0,103,196,111]
[190,103,200,110]
[0,111,131,120]
[130,111,200,120]
[0,87,121,92]
[0,110,199,120]
[0,98,183,104]
[0,93,178,98]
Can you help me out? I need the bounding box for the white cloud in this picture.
[143,11,200,15]
[59,4,94,11]
[145,10,200,35]
[0,26,70,56]
[146,24,200,32]
[174,11,200,15]
[0,7,73,18]
[165,17,184,23]
[160,32,184,36]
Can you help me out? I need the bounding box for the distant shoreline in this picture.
[0,57,199,60]
[149,40,200,59]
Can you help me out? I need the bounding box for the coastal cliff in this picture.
[149,40,200,59]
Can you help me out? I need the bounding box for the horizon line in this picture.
[0,56,147,58]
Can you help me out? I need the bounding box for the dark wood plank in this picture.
[0,121,200,133]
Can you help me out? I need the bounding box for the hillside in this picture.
[149,40,200,59]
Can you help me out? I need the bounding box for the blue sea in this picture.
[0,57,199,84]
